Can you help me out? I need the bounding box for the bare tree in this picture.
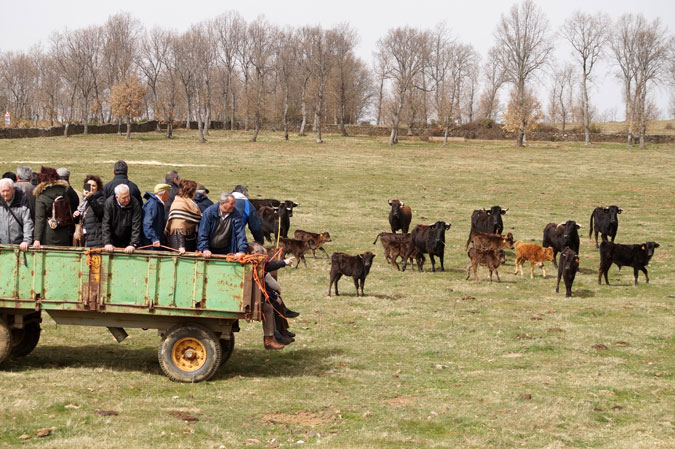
[372,50,388,125]
[332,23,358,136]
[611,15,642,146]
[137,28,169,131]
[158,32,180,138]
[235,20,253,131]
[377,26,429,145]
[548,63,575,131]
[478,47,507,121]
[308,26,336,143]
[0,51,37,120]
[276,28,296,140]
[247,17,278,142]
[494,0,553,146]
[213,11,243,131]
[172,31,197,130]
[561,11,610,145]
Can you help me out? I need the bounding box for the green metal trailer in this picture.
[0,244,263,382]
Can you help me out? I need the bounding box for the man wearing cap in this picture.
[142,184,171,248]
[194,183,214,213]
[57,167,80,244]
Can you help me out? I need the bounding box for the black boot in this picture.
[275,330,294,344]
[283,329,295,338]
[284,309,300,318]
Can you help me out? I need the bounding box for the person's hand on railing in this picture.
[19,242,28,251]
[32,240,41,250]
[152,240,161,248]
[203,250,212,258]
[124,246,135,254]
[178,247,186,255]
[104,244,114,252]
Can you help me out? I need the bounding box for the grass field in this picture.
[0,130,673,449]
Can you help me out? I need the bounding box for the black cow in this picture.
[388,200,412,233]
[555,247,579,297]
[257,201,299,241]
[599,241,659,286]
[542,220,581,268]
[589,205,623,248]
[249,198,281,209]
[401,221,451,273]
[328,252,376,297]
[465,206,508,250]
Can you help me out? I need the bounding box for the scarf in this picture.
[166,196,201,235]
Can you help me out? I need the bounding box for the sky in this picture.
[2,0,674,121]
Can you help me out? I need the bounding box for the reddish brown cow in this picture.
[294,229,332,258]
[373,232,411,263]
[277,237,315,268]
[469,231,515,250]
[465,248,507,283]
[514,241,554,278]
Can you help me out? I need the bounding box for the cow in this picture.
[388,200,412,233]
[465,248,507,283]
[249,198,281,210]
[542,221,581,268]
[465,206,508,250]
[556,247,579,297]
[514,241,554,278]
[373,232,411,263]
[598,241,659,286]
[401,221,451,273]
[589,205,623,248]
[328,251,376,297]
[469,231,515,250]
[258,201,299,241]
[387,235,425,271]
[277,237,315,268]
[294,230,332,258]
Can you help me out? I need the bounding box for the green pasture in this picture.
[0,130,673,448]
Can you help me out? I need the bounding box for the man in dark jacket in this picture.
[163,170,180,216]
[57,168,80,244]
[142,184,171,248]
[197,193,248,257]
[194,183,213,213]
[103,184,142,253]
[231,188,264,245]
[103,160,143,206]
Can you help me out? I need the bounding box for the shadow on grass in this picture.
[6,344,339,379]
[578,267,597,275]
[572,289,595,298]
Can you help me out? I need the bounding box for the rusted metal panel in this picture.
[0,245,261,325]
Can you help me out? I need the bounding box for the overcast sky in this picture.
[2,0,673,120]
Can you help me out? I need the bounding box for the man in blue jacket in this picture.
[197,193,248,257]
[231,185,264,245]
[142,184,171,248]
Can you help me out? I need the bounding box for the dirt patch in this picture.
[102,160,209,167]
[263,411,331,427]
[381,396,419,407]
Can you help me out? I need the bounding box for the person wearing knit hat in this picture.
[194,183,213,213]
[141,184,171,249]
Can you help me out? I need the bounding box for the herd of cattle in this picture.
[250,198,660,298]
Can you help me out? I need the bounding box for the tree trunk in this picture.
[298,80,308,136]
[582,73,591,146]
[283,86,289,141]
[639,86,647,150]
[205,103,211,136]
[186,97,191,129]
[625,80,633,147]
[64,123,69,137]
[126,117,131,140]
[389,98,404,145]
[167,116,173,138]
[117,117,122,135]
[443,121,449,147]
[230,94,235,131]
[197,104,206,143]
[376,78,384,126]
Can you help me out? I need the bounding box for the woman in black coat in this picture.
[74,175,105,248]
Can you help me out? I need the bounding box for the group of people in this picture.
[0,161,296,350]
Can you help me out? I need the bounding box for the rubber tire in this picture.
[11,321,41,358]
[220,333,235,366]
[158,323,222,383]
[0,317,12,366]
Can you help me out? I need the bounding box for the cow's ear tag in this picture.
[641,245,646,250]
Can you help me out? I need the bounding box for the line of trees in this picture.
[1,2,674,148]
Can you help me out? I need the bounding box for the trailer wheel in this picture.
[11,321,41,358]
[220,333,235,366]
[158,323,222,383]
[0,317,12,365]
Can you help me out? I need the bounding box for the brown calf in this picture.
[373,232,411,263]
[277,237,315,268]
[465,248,507,283]
[328,251,376,297]
[294,229,332,258]
[514,241,554,278]
[469,231,515,250]
[387,236,424,271]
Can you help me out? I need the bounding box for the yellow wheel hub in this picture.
[171,337,207,372]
